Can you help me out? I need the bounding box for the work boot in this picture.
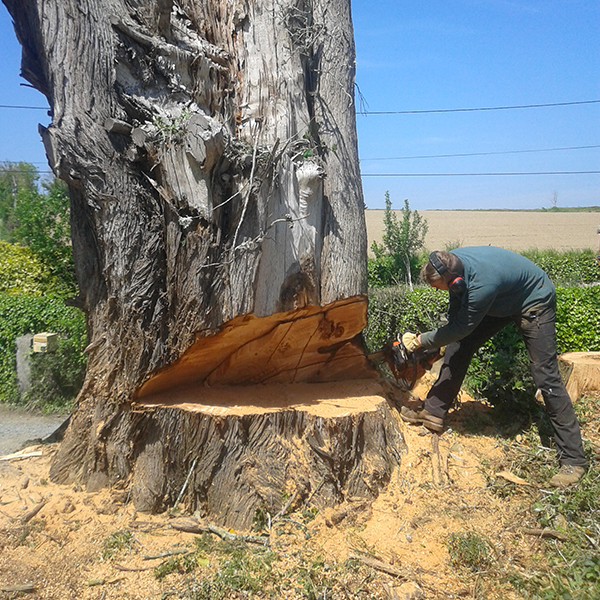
[548,465,586,488]
[400,405,445,433]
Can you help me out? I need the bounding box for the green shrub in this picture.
[0,241,54,295]
[521,249,600,285]
[0,293,87,410]
[364,285,447,352]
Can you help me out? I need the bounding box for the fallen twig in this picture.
[170,518,268,545]
[349,554,405,579]
[142,549,189,560]
[21,499,48,525]
[207,524,269,545]
[521,528,568,541]
[87,577,124,587]
[114,564,156,572]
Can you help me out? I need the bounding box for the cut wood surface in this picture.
[558,352,600,401]
[137,296,377,399]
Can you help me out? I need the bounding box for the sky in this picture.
[0,0,598,210]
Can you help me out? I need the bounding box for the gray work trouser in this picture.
[424,301,588,467]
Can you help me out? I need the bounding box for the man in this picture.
[400,246,587,487]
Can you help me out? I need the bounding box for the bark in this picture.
[2,0,401,527]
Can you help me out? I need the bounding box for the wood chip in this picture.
[495,471,533,486]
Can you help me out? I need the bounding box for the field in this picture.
[366,209,600,254]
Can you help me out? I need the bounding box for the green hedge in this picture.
[0,293,87,410]
[520,249,600,286]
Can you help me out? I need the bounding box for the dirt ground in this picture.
[365,209,600,254]
[4,375,595,600]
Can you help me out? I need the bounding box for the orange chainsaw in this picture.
[368,337,443,390]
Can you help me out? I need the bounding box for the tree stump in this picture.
[558,352,600,402]
[131,380,406,529]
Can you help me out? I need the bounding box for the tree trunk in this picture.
[3,0,403,528]
[558,352,600,402]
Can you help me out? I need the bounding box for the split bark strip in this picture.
[173,457,198,510]
[0,450,43,462]
[0,584,36,593]
[348,554,405,579]
[21,499,47,525]
[430,434,446,489]
[521,528,569,541]
[274,490,299,520]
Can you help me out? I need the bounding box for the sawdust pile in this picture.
[0,385,588,600]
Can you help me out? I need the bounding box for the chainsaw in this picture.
[368,336,443,390]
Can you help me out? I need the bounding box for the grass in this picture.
[152,528,384,600]
[446,531,494,573]
[469,393,600,599]
[101,529,136,560]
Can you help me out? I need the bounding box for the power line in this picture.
[0,104,48,110]
[360,144,600,162]
[362,171,600,177]
[357,99,600,115]
[2,99,600,114]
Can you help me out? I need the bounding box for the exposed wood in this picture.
[558,352,600,402]
[137,296,377,398]
[0,450,43,462]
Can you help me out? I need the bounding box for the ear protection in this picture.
[429,252,467,295]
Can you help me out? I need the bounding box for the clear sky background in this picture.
[0,0,598,210]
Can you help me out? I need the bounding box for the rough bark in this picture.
[558,352,600,402]
[3,0,398,527]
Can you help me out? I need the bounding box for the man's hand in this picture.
[402,332,422,353]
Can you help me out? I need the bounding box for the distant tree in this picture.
[0,162,76,294]
[0,162,39,241]
[370,192,428,289]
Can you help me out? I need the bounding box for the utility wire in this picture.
[0,104,48,110]
[2,99,600,114]
[362,171,600,177]
[360,144,600,162]
[357,99,600,115]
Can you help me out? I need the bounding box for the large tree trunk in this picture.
[3,0,404,528]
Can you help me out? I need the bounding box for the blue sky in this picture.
[1,1,598,209]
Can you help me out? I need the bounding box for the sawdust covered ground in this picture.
[0,381,584,600]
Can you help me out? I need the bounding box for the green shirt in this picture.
[420,246,555,349]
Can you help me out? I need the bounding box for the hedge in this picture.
[0,293,87,410]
